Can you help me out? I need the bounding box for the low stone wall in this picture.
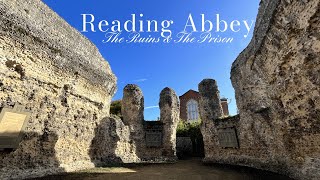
[201,114,241,159]
[0,0,116,179]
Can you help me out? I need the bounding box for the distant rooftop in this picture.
[180,89,228,101]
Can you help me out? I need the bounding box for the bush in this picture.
[176,120,202,139]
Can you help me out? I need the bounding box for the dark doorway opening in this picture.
[176,121,204,159]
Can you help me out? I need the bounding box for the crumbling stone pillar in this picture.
[122,84,144,126]
[121,84,145,162]
[198,79,224,159]
[159,87,180,158]
[198,79,223,121]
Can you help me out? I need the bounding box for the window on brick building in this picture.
[187,99,199,121]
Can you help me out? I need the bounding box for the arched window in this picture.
[186,99,199,121]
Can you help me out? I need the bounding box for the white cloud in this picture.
[145,105,159,109]
[133,78,148,82]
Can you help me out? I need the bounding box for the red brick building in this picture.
[179,90,229,122]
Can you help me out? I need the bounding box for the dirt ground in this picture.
[31,158,293,180]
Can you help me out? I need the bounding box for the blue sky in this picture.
[43,0,260,120]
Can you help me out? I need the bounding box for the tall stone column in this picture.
[121,84,144,153]
[122,84,144,126]
[198,79,223,122]
[198,79,223,158]
[159,87,180,159]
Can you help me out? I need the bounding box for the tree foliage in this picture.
[176,120,202,139]
[176,120,204,157]
[110,100,122,119]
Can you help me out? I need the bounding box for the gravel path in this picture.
[31,158,293,180]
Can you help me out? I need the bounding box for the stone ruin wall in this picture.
[198,79,243,166]
[199,78,319,180]
[90,85,179,164]
[0,0,117,179]
[200,0,320,180]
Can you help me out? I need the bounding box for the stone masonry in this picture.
[118,85,179,162]
[159,87,180,158]
[200,0,320,180]
[198,79,224,159]
[231,0,320,179]
[89,85,180,165]
[0,0,116,179]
